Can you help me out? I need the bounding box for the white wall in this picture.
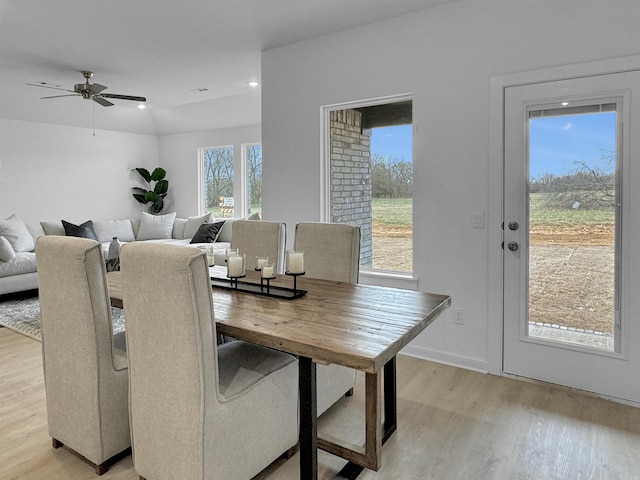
[158,124,261,217]
[261,0,640,371]
[0,119,158,226]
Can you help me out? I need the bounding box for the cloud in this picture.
[562,123,572,131]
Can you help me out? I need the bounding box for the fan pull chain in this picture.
[92,101,96,137]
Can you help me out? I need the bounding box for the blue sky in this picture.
[370,124,412,162]
[529,112,616,179]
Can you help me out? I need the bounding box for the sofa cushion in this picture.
[0,214,35,252]
[93,219,136,243]
[136,212,176,240]
[172,218,187,239]
[0,252,36,277]
[62,219,99,240]
[190,221,225,244]
[40,220,65,236]
[0,236,16,262]
[184,213,214,239]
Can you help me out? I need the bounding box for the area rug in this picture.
[0,295,125,342]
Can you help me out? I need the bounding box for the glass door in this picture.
[503,71,640,403]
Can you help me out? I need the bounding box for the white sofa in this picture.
[0,212,248,296]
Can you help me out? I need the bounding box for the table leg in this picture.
[299,356,318,480]
[333,356,398,479]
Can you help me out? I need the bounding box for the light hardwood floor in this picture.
[2,326,640,480]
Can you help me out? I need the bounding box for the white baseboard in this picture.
[400,344,489,374]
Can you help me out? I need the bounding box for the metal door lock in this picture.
[508,221,519,231]
[507,241,519,252]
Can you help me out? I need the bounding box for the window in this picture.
[324,97,413,273]
[200,146,234,218]
[199,143,262,219]
[244,143,262,217]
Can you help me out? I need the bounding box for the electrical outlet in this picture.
[453,307,464,325]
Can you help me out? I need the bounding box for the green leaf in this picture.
[133,167,152,183]
[132,193,147,204]
[144,191,159,202]
[154,179,169,195]
[150,167,166,182]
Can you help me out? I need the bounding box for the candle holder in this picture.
[226,274,246,289]
[285,271,305,294]
[226,253,245,281]
[255,256,269,272]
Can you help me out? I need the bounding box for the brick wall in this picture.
[329,109,372,267]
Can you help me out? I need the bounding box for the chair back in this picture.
[294,222,361,283]
[230,220,286,273]
[120,242,217,480]
[36,235,130,466]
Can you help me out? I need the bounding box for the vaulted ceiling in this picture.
[0,0,455,135]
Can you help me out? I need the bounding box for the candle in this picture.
[227,255,244,277]
[287,250,304,274]
[213,252,226,266]
[226,248,238,258]
[261,265,274,278]
[256,256,269,270]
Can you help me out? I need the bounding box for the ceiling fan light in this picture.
[138,104,146,109]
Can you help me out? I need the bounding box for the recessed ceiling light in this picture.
[561,101,569,106]
[137,104,146,110]
[249,81,259,87]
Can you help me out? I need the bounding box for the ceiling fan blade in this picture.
[40,94,80,99]
[101,93,147,102]
[27,83,74,93]
[92,96,114,107]
[88,83,108,94]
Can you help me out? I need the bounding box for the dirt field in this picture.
[530,223,615,334]
[372,224,412,271]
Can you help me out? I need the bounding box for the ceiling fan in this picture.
[27,70,146,107]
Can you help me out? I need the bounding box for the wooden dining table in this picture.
[107,268,451,479]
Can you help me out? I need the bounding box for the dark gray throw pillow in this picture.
[190,221,225,244]
[62,219,99,241]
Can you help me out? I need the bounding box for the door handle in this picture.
[508,221,519,231]
[507,241,519,252]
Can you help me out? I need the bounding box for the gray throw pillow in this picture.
[136,212,177,240]
[190,221,225,244]
[62,220,99,240]
[0,214,35,252]
[0,235,16,262]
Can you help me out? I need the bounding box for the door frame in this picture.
[487,54,640,378]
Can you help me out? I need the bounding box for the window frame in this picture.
[320,94,417,288]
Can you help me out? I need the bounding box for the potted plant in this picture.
[131,167,169,214]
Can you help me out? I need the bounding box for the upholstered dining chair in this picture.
[120,242,299,480]
[36,236,130,475]
[230,219,287,273]
[293,222,361,416]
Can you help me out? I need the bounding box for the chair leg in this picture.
[345,387,354,397]
[52,438,63,448]
[282,444,299,459]
[95,461,109,475]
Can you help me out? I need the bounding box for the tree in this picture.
[203,147,233,211]
[535,153,615,210]
[371,154,412,198]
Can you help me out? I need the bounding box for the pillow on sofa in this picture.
[62,220,99,240]
[184,213,214,239]
[137,212,176,240]
[0,214,35,252]
[40,220,65,236]
[93,219,136,243]
[190,221,225,244]
[0,236,16,262]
